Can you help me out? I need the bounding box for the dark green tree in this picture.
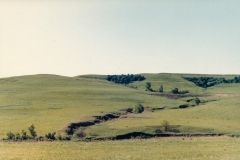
[133,103,144,114]
[195,97,200,105]
[146,82,153,91]
[171,88,179,94]
[106,74,145,84]
[21,130,28,140]
[15,133,21,141]
[184,76,240,88]
[6,132,15,140]
[159,85,163,92]
[45,132,56,140]
[28,124,37,139]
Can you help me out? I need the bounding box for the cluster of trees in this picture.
[184,76,240,88]
[5,124,37,141]
[146,82,188,94]
[4,124,64,141]
[106,74,145,84]
[146,82,164,92]
[171,88,189,94]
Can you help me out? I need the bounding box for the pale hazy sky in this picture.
[1,1,240,78]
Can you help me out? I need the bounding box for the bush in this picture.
[133,103,144,114]
[45,132,56,140]
[57,133,63,140]
[171,88,179,94]
[15,133,21,141]
[161,120,170,131]
[172,88,189,94]
[159,85,164,92]
[28,124,37,139]
[21,130,29,140]
[146,82,153,91]
[77,131,86,138]
[6,128,31,141]
[179,104,189,109]
[4,125,60,142]
[195,97,200,105]
[6,132,15,140]
[179,90,189,94]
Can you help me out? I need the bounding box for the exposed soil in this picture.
[65,121,96,135]
[212,94,240,97]
[64,109,132,137]
[93,114,120,121]
[151,93,211,99]
[85,132,226,141]
[95,132,225,140]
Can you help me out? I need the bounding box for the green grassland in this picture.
[0,137,240,160]
[0,73,240,139]
[0,74,152,138]
[0,73,240,159]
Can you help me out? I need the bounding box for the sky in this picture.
[0,1,240,78]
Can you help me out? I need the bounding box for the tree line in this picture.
[4,124,66,141]
[183,76,240,88]
[106,74,145,84]
[146,82,189,94]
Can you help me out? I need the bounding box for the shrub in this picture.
[6,132,15,140]
[6,126,34,141]
[195,97,200,105]
[179,104,189,109]
[77,131,86,138]
[159,85,164,92]
[179,90,189,94]
[45,132,56,140]
[161,120,170,131]
[133,103,144,114]
[21,130,29,140]
[15,133,21,141]
[172,88,189,94]
[36,136,44,141]
[146,82,153,91]
[57,133,63,140]
[28,124,37,139]
[171,88,179,94]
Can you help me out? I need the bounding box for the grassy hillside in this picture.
[0,73,240,140]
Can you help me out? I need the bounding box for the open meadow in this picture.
[0,137,240,160]
[0,73,239,159]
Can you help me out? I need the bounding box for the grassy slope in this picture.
[0,73,240,139]
[83,73,240,138]
[0,74,170,138]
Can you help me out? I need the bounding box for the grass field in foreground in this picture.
[0,137,239,160]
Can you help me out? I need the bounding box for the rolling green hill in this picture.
[0,73,240,140]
